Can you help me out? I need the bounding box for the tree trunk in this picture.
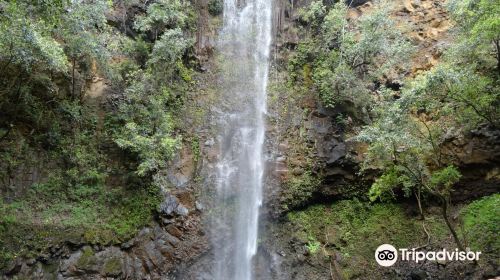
[72,58,76,100]
[494,39,500,75]
[415,188,425,220]
[412,188,431,250]
[2,77,25,143]
[440,195,464,251]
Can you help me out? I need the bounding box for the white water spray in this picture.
[212,0,272,279]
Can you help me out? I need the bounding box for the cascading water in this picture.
[212,0,272,279]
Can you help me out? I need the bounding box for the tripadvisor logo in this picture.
[375,244,481,267]
[375,244,398,267]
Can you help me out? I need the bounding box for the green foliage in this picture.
[410,0,500,133]
[0,0,121,143]
[357,87,469,255]
[0,0,196,270]
[208,0,224,16]
[369,167,403,202]
[447,0,500,70]
[406,65,499,128]
[287,200,448,276]
[121,37,151,68]
[0,172,162,266]
[358,85,464,203]
[102,257,122,275]
[134,0,193,38]
[191,136,201,162]
[0,1,67,72]
[429,166,461,194]
[60,0,113,61]
[356,0,500,250]
[306,239,321,254]
[360,0,499,205]
[359,0,500,203]
[334,113,348,128]
[289,1,412,110]
[298,0,327,27]
[461,194,500,253]
[148,28,193,75]
[114,73,180,177]
[282,171,322,210]
[77,247,96,268]
[359,90,426,164]
[111,0,195,180]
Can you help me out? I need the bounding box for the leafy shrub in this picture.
[114,74,180,177]
[208,0,223,16]
[134,0,190,36]
[298,0,327,27]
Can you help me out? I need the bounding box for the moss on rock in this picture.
[76,247,96,270]
[102,256,122,276]
[285,199,450,278]
[281,171,322,211]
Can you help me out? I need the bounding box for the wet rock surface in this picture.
[2,214,208,280]
[2,1,499,279]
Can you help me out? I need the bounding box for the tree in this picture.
[148,28,193,80]
[358,88,465,250]
[112,0,195,185]
[0,0,118,127]
[447,0,500,73]
[406,65,499,128]
[0,1,68,74]
[57,0,117,100]
[289,1,412,110]
[297,0,327,28]
[208,0,223,16]
[134,0,192,40]
[429,166,462,250]
[358,0,500,250]
[114,71,180,178]
[0,1,68,141]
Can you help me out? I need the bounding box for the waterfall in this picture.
[212,0,272,279]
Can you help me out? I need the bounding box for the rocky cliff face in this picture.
[3,222,207,279]
[266,0,498,214]
[1,0,498,279]
[258,0,499,279]
[444,126,500,201]
[265,0,370,217]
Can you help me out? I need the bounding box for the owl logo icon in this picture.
[375,244,398,266]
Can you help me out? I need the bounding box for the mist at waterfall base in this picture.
[209,0,273,280]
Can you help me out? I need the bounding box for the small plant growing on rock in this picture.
[306,238,321,254]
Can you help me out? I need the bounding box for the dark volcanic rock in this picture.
[442,126,500,201]
[4,217,208,279]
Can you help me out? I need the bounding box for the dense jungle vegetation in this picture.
[281,0,499,276]
[0,0,197,266]
[0,0,498,278]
